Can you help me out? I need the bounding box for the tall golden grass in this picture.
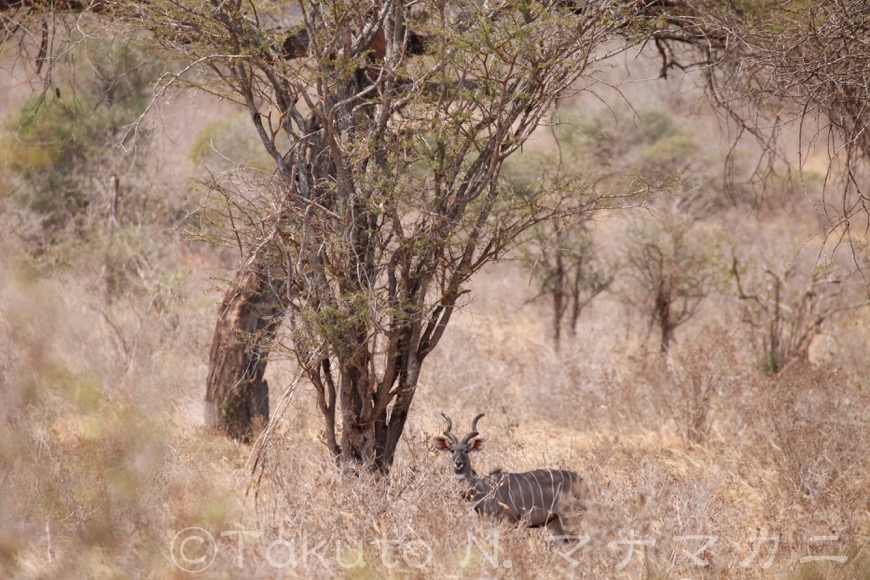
[1,216,867,578]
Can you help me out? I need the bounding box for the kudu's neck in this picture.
[458,457,492,500]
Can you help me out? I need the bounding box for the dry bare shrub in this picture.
[755,362,868,508]
[576,439,761,578]
[668,329,743,445]
[735,360,870,579]
[732,258,852,375]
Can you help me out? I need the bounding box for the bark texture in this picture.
[204,262,283,442]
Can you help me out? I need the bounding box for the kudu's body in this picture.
[434,413,588,538]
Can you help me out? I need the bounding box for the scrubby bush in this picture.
[620,213,724,354]
[513,106,735,351]
[732,258,851,374]
[189,112,277,173]
[1,39,156,234]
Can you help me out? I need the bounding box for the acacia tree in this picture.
[120,0,645,470]
[623,215,719,354]
[0,0,667,468]
[645,0,870,243]
[520,218,612,349]
[517,106,713,349]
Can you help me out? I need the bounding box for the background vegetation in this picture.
[1,6,868,579]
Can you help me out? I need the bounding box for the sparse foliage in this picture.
[758,361,868,505]
[521,220,612,349]
[669,330,738,444]
[139,0,639,466]
[1,39,155,235]
[622,214,720,354]
[646,0,870,240]
[732,257,847,374]
[514,107,694,350]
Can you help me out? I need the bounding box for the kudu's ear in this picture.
[433,436,452,451]
[469,438,486,451]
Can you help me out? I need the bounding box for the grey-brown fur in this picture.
[434,413,588,539]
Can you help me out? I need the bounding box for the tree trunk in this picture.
[655,289,672,354]
[660,318,673,354]
[306,293,444,474]
[551,250,566,351]
[331,344,423,473]
[205,259,283,442]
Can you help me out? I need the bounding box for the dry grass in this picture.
[3,230,867,578]
[1,50,868,580]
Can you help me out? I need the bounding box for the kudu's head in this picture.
[434,412,485,479]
